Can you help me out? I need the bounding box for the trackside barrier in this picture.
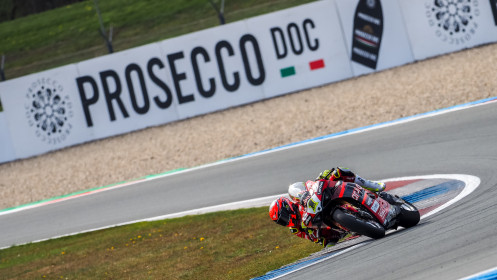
[0,0,496,163]
[400,0,497,60]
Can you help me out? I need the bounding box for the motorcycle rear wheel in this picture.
[332,208,385,239]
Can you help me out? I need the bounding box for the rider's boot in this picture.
[354,176,386,192]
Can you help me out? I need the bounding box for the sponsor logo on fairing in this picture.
[425,0,480,45]
[371,200,380,212]
[365,196,373,206]
[313,181,324,195]
[378,205,388,219]
[25,78,73,144]
[303,213,312,225]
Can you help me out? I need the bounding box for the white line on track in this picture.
[0,194,284,250]
[1,174,480,256]
[459,265,497,280]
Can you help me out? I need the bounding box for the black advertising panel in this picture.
[351,0,383,69]
[491,0,497,26]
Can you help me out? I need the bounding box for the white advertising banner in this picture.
[400,0,497,60]
[1,0,497,163]
[158,20,266,120]
[335,0,414,76]
[0,1,353,163]
[0,112,15,163]
[247,0,353,98]
[0,64,92,159]
[76,43,180,139]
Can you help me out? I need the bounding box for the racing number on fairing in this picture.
[308,199,318,212]
[306,193,322,214]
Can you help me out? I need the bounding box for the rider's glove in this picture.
[317,238,336,248]
[316,169,334,180]
[317,167,353,181]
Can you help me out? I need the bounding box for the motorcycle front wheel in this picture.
[397,201,420,228]
[332,208,385,239]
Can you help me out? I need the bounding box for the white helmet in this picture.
[288,182,306,203]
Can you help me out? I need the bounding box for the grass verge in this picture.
[0,0,315,80]
[0,207,321,279]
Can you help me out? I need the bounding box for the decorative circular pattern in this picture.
[431,0,473,35]
[25,79,73,144]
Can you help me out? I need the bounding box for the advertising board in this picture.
[1,0,497,163]
[400,0,497,60]
[335,0,414,76]
[0,65,91,159]
[0,112,15,163]
[0,1,352,162]
[76,43,180,139]
[246,0,352,98]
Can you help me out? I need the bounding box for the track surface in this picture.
[2,101,497,279]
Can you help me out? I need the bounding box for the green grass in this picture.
[0,0,316,80]
[0,207,321,279]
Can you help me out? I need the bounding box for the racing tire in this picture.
[398,201,420,228]
[332,208,385,239]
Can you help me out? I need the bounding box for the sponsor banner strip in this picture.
[1,0,497,163]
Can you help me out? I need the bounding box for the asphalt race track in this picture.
[2,100,497,279]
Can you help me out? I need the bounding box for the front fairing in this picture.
[301,180,327,228]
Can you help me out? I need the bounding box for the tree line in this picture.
[0,0,85,22]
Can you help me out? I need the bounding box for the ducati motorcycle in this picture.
[310,181,420,239]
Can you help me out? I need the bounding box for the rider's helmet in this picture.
[269,197,298,226]
[288,182,306,203]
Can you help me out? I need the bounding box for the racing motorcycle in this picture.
[312,181,420,239]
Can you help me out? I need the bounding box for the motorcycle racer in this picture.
[269,196,344,248]
[270,167,399,247]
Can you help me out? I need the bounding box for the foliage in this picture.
[0,0,315,79]
[0,0,85,22]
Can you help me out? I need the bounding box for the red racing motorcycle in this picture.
[312,181,420,239]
